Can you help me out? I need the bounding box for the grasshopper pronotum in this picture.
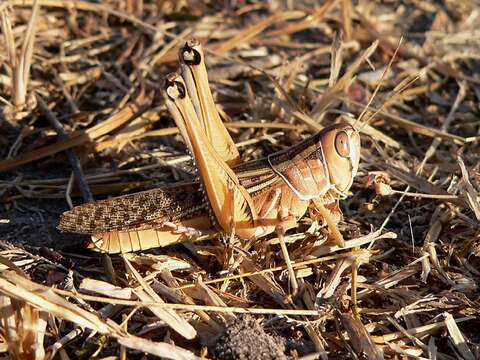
[59,39,361,259]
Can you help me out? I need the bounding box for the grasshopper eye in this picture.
[335,131,350,158]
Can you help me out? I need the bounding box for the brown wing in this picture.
[58,184,206,234]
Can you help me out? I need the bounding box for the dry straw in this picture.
[0,1,479,359]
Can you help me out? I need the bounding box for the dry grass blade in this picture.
[1,1,479,358]
[317,251,370,300]
[80,278,133,299]
[422,207,457,286]
[329,32,343,88]
[116,335,201,360]
[370,316,475,343]
[311,230,396,257]
[340,0,352,41]
[443,312,476,360]
[37,95,93,203]
[377,163,466,206]
[265,0,336,38]
[240,257,287,306]
[49,287,322,316]
[214,13,283,54]
[17,0,39,104]
[339,312,384,359]
[0,295,47,360]
[311,40,379,118]
[0,0,39,111]
[0,90,145,172]
[123,255,197,340]
[0,271,116,334]
[0,5,16,103]
[458,155,480,221]
[0,270,201,359]
[341,97,473,144]
[193,279,234,321]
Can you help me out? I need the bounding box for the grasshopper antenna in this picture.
[353,37,403,130]
[361,72,420,130]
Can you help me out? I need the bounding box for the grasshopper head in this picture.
[320,123,361,193]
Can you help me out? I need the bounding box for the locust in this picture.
[59,39,361,261]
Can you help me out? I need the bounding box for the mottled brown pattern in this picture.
[58,185,206,234]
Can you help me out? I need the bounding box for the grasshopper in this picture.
[59,39,361,258]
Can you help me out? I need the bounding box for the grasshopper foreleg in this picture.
[311,199,345,247]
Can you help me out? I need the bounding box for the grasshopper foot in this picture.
[161,221,203,237]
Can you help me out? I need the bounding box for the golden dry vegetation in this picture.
[0,1,479,359]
